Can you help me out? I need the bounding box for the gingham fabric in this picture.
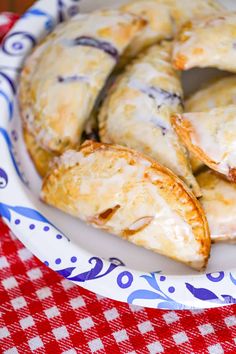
[0,12,19,42]
[1,13,236,354]
[1,218,236,354]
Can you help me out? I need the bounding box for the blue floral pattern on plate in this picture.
[0,0,235,310]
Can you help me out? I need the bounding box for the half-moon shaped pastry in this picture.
[185,76,236,173]
[99,42,201,197]
[119,0,223,63]
[19,10,146,154]
[172,12,236,72]
[197,170,236,243]
[172,105,236,182]
[41,141,210,270]
[23,129,56,177]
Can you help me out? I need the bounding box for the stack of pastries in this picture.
[19,0,236,271]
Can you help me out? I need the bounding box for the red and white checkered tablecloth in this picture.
[1,218,236,354]
[0,12,236,354]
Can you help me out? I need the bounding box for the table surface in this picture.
[0,1,35,14]
[0,7,236,354]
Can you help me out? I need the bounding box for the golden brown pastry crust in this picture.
[119,0,223,64]
[119,0,172,61]
[189,156,204,175]
[197,169,236,243]
[173,12,236,72]
[23,128,56,177]
[42,140,210,270]
[172,108,236,182]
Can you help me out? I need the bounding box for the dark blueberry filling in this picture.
[142,86,184,109]
[73,36,119,61]
[57,75,86,83]
[129,83,183,136]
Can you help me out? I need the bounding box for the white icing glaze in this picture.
[121,0,224,62]
[197,171,236,242]
[128,78,181,110]
[120,0,173,58]
[56,10,141,52]
[55,149,84,167]
[99,43,200,195]
[52,147,204,264]
[20,10,144,152]
[186,105,236,174]
[173,12,236,72]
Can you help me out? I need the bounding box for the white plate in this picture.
[0,0,236,309]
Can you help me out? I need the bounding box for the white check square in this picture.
[173,331,188,345]
[11,296,27,310]
[20,316,35,330]
[53,326,69,340]
[79,317,94,331]
[2,276,18,290]
[89,339,104,353]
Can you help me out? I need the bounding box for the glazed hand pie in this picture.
[197,170,236,243]
[19,10,146,154]
[41,141,210,270]
[185,76,236,173]
[173,12,236,72]
[99,42,201,197]
[172,106,236,182]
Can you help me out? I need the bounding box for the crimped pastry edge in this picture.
[42,140,211,271]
